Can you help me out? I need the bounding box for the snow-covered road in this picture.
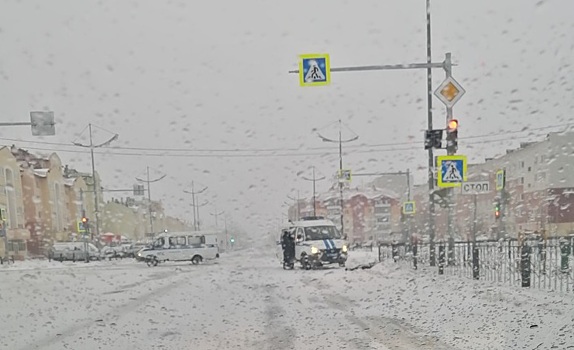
[1,250,573,350]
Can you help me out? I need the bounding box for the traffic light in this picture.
[446,119,459,154]
[494,201,501,220]
[424,129,443,150]
[81,217,88,224]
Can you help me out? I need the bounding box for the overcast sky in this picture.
[0,0,572,235]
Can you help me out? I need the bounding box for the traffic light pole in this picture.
[292,53,453,265]
[425,0,437,267]
[443,54,457,266]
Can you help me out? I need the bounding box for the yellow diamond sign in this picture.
[434,76,466,107]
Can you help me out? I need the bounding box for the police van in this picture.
[137,231,220,266]
[286,216,348,269]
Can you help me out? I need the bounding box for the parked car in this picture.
[49,242,101,261]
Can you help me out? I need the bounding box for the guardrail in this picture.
[378,237,574,293]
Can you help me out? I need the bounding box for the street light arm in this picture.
[302,175,326,181]
[72,142,90,148]
[148,174,167,183]
[317,133,358,143]
[94,134,119,148]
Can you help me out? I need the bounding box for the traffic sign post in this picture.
[495,169,507,240]
[298,54,330,87]
[289,52,465,268]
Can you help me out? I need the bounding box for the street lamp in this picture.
[210,207,224,228]
[184,181,208,231]
[301,166,326,217]
[72,123,118,238]
[317,119,358,238]
[287,192,301,221]
[136,167,166,237]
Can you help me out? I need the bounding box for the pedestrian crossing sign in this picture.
[403,201,416,215]
[437,155,467,188]
[299,54,330,87]
[77,220,87,233]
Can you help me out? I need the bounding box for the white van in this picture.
[137,231,219,266]
[284,217,349,269]
[49,242,101,261]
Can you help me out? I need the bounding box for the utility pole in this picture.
[302,166,326,217]
[425,0,437,267]
[287,191,302,220]
[73,123,118,239]
[210,208,224,228]
[224,216,228,250]
[136,167,166,237]
[184,181,208,231]
[317,120,358,238]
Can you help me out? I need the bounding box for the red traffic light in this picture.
[447,119,459,131]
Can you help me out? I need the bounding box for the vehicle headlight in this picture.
[342,245,348,253]
[311,246,319,255]
[137,252,142,257]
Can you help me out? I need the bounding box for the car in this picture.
[283,216,349,270]
[137,231,220,266]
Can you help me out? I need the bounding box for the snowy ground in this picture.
[1,250,573,350]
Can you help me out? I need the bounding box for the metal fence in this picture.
[378,237,574,293]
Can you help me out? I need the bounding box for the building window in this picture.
[5,168,13,186]
[521,177,524,184]
[528,166,531,172]
[520,161,525,168]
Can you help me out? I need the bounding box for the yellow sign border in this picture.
[77,220,86,233]
[298,53,331,87]
[338,169,352,182]
[437,155,467,188]
[403,201,416,214]
[495,169,505,191]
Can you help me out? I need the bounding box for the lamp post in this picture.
[287,191,301,220]
[210,208,224,228]
[184,181,208,230]
[136,167,166,238]
[317,120,358,238]
[301,166,326,217]
[72,123,118,238]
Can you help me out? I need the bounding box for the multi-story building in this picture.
[63,166,101,226]
[64,175,89,239]
[13,148,87,254]
[412,131,574,240]
[288,184,402,244]
[0,147,28,259]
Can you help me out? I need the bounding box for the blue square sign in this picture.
[437,155,467,188]
[299,54,330,86]
[403,201,416,215]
